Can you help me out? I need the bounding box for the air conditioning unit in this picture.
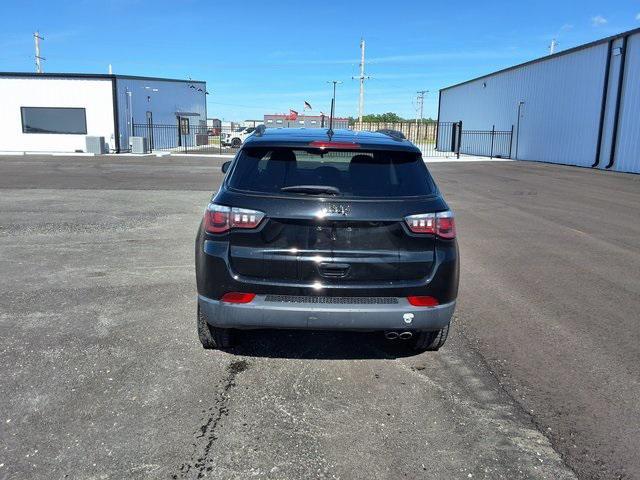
[85,136,107,154]
[130,136,149,154]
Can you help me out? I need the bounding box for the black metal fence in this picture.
[131,124,240,154]
[130,121,513,159]
[353,121,513,159]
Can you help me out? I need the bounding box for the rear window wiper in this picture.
[280,185,341,195]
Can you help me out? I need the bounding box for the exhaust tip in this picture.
[384,331,399,340]
[399,331,413,340]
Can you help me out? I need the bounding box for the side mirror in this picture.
[221,161,231,173]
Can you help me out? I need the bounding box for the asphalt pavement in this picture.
[1,154,638,479]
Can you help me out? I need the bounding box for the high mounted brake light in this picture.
[404,210,456,239]
[308,141,360,149]
[204,204,265,234]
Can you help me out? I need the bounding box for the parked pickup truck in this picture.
[221,127,257,148]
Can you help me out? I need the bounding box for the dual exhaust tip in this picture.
[384,331,413,340]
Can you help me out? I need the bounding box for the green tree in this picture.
[361,112,405,123]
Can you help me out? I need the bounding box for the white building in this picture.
[0,72,207,153]
[438,27,640,174]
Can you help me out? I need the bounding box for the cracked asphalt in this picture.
[1,154,638,479]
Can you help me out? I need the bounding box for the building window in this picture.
[267,119,273,123]
[299,120,305,124]
[276,119,283,124]
[21,107,87,134]
[311,120,317,124]
[180,117,190,135]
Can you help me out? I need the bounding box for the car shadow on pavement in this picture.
[227,329,421,360]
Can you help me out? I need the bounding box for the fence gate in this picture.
[459,125,514,158]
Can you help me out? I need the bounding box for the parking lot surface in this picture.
[0,154,638,479]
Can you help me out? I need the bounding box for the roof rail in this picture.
[375,129,406,140]
[254,124,266,136]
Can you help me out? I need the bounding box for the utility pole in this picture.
[352,38,370,128]
[34,31,45,73]
[549,38,558,55]
[326,80,342,133]
[415,90,428,125]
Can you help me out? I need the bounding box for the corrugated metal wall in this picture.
[439,29,640,174]
[612,33,640,174]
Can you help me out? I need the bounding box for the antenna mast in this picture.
[326,80,342,135]
[549,38,558,55]
[34,31,45,73]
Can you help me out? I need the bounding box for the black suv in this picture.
[195,128,459,351]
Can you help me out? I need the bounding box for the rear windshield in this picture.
[227,148,436,197]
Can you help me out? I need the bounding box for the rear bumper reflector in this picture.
[221,292,256,304]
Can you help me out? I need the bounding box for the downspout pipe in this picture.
[592,40,613,168]
[605,36,628,169]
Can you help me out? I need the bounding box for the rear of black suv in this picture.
[195,128,459,351]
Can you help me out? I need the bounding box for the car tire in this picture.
[231,138,242,148]
[412,322,450,351]
[197,305,233,349]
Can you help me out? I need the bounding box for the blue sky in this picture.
[1,0,639,121]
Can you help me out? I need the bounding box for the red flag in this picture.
[288,109,298,120]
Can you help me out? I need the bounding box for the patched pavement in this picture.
[3,154,635,479]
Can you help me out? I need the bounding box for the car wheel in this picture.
[197,305,234,349]
[412,322,450,352]
[231,138,242,148]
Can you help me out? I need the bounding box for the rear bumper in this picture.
[198,294,456,331]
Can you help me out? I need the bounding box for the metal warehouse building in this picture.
[438,27,640,174]
[0,72,206,153]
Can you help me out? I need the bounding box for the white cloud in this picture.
[591,15,608,26]
[636,12,640,21]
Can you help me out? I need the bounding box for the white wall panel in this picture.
[0,77,115,152]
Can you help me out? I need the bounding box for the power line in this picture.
[415,90,428,124]
[34,31,45,74]
[352,38,371,126]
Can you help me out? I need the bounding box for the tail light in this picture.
[204,204,264,234]
[407,295,439,307]
[221,292,256,303]
[404,210,456,239]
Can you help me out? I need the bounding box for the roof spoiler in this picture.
[375,129,406,140]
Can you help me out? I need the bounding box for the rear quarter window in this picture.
[228,148,437,197]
